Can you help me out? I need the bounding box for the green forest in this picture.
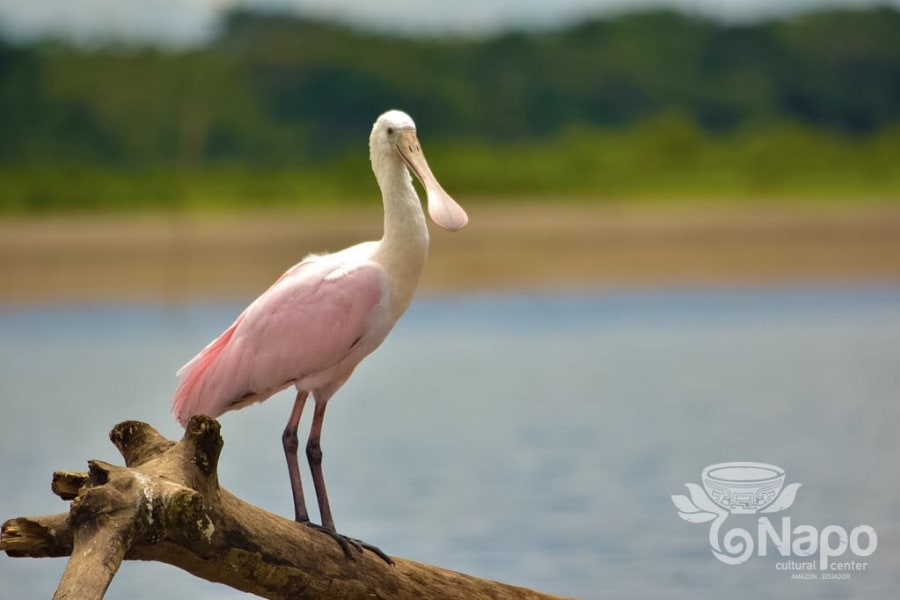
[1,7,899,212]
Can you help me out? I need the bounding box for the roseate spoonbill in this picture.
[172,110,467,562]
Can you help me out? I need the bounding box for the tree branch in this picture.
[1,417,570,600]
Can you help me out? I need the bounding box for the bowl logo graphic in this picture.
[701,462,785,514]
[672,461,803,565]
[672,462,878,569]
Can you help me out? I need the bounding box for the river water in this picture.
[1,286,899,599]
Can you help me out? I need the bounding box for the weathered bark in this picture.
[1,417,570,600]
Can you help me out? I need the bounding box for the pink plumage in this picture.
[170,110,467,563]
[172,316,243,422]
[173,251,391,425]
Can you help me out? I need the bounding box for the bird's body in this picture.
[172,245,392,422]
[172,110,467,562]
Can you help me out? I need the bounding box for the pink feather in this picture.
[173,251,392,426]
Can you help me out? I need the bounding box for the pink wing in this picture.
[173,257,389,425]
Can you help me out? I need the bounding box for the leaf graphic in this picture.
[678,510,718,523]
[761,483,802,513]
[673,491,720,523]
[671,494,701,514]
[686,483,723,514]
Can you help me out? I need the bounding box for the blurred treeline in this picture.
[1,8,900,212]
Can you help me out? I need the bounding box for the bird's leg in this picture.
[306,400,334,530]
[282,391,310,523]
[305,400,394,565]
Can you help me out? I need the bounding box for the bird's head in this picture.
[370,110,468,232]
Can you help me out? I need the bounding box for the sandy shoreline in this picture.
[2,203,900,304]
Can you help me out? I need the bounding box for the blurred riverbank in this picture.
[2,203,900,304]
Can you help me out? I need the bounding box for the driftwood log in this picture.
[0,417,569,600]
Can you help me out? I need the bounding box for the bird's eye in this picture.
[387,127,395,135]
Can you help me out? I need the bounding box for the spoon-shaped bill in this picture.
[396,131,468,232]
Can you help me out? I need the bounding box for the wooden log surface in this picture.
[1,417,571,600]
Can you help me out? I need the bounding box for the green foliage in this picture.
[3,118,898,214]
[381,117,900,201]
[0,7,899,212]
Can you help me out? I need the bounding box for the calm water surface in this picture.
[1,286,899,599]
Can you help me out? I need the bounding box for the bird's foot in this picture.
[302,521,394,565]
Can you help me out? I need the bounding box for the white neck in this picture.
[372,159,429,317]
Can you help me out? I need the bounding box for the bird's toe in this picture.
[302,522,393,565]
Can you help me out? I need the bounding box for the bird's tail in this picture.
[172,320,240,426]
